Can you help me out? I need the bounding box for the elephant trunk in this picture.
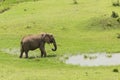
[51,39,57,51]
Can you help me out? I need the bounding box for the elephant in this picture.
[19,33,57,58]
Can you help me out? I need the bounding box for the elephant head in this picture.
[41,33,57,51]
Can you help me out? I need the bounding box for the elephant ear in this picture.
[47,34,54,40]
[41,33,50,42]
[41,33,46,40]
[47,33,53,39]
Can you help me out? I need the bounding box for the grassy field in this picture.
[1,0,120,80]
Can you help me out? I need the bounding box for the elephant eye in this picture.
[48,35,52,39]
[47,36,53,42]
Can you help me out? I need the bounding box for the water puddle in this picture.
[65,53,120,66]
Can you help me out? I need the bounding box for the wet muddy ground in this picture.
[65,53,120,66]
[1,48,20,55]
[0,48,40,57]
[1,48,120,67]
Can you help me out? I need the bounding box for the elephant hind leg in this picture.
[44,53,46,57]
[19,48,24,58]
[41,52,46,57]
[25,51,29,58]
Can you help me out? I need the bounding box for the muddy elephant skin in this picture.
[20,33,57,58]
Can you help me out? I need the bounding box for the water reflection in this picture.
[65,53,120,66]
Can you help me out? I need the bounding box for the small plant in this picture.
[24,9,27,11]
[113,2,120,6]
[73,0,78,4]
[113,68,119,72]
[84,55,88,59]
[111,11,119,18]
[26,26,31,29]
[117,33,120,38]
[106,54,112,58]
[117,18,120,23]
[89,56,97,60]
[84,55,97,60]
[112,0,120,6]
[63,55,69,60]
[64,56,69,59]
[0,7,10,14]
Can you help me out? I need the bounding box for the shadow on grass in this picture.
[28,54,57,59]
[47,54,57,58]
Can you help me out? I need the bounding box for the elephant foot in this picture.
[44,53,46,57]
[19,56,22,58]
[25,56,28,58]
[41,55,46,58]
[44,55,46,57]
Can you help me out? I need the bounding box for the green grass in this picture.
[1,0,120,80]
[1,52,120,80]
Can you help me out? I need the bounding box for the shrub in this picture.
[113,68,119,72]
[117,33,120,38]
[113,2,120,6]
[111,11,119,18]
[112,0,120,6]
[73,0,78,4]
[0,7,10,14]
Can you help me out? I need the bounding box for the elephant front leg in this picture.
[40,47,47,57]
[25,51,29,58]
[40,50,44,57]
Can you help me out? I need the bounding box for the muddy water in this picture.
[65,53,120,66]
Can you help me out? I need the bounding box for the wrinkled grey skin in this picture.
[20,33,57,58]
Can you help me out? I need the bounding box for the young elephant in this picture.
[19,33,57,58]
